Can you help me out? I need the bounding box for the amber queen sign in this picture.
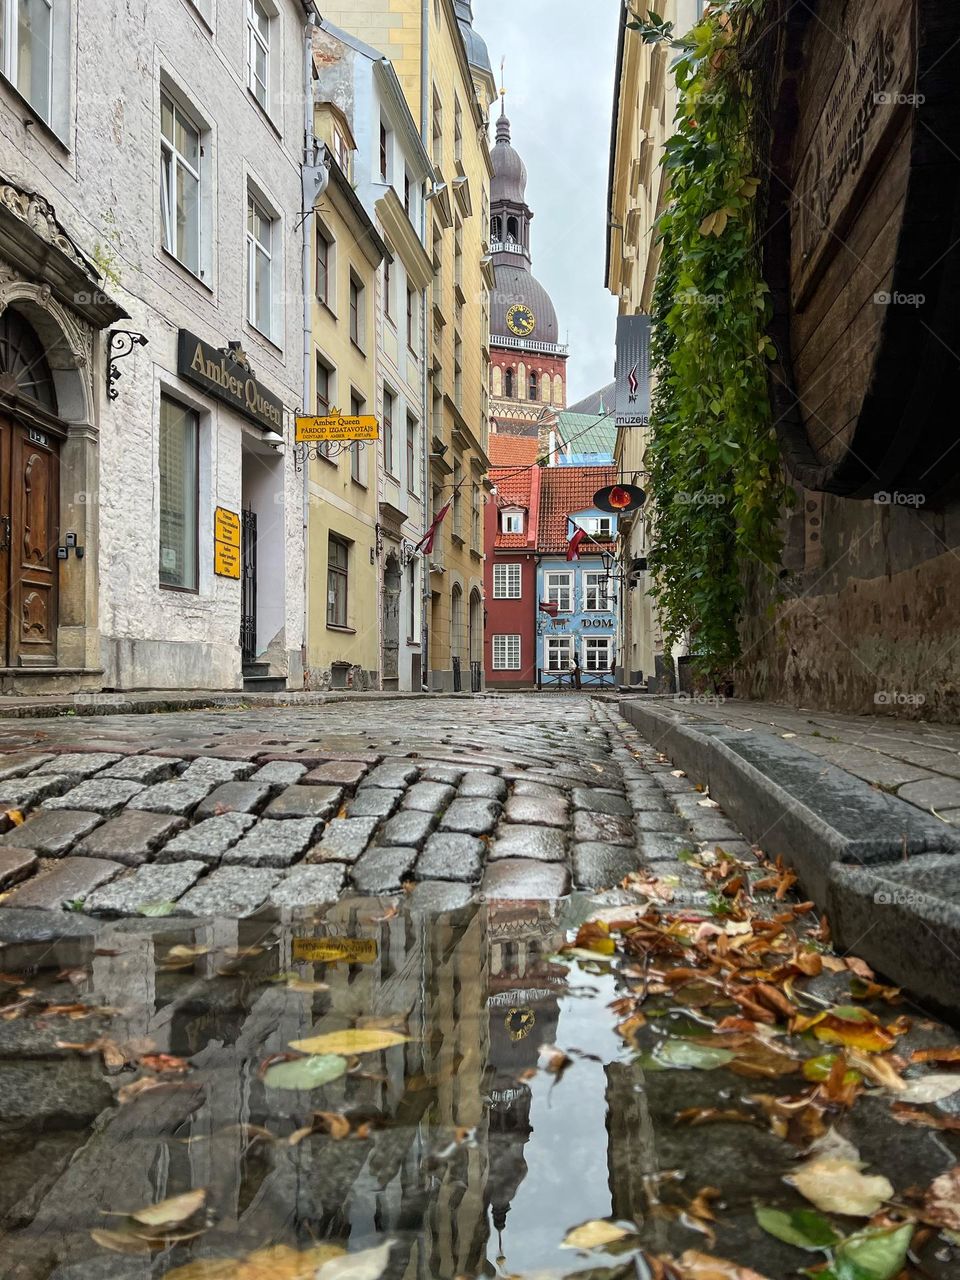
[295,407,380,443]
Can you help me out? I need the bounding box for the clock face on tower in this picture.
[506,303,536,337]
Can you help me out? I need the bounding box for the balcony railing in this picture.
[491,241,526,256]
[493,333,569,356]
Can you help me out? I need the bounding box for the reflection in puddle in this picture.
[0,898,641,1280]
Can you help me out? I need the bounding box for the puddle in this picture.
[1,896,958,1280]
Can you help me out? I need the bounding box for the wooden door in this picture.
[0,417,60,667]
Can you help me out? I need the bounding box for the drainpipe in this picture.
[301,10,318,684]
[419,0,431,690]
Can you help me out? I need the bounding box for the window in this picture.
[383,256,393,320]
[333,126,350,174]
[160,90,201,275]
[529,370,538,400]
[584,636,613,672]
[454,96,463,163]
[493,563,521,599]
[246,0,270,110]
[316,220,333,306]
[493,635,521,671]
[350,392,364,484]
[316,356,336,462]
[246,192,273,336]
[454,218,463,287]
[453,461,462,537]
[349,273,364,348]
[546,636,574,671]
[575,515,615,538]
[408,561,417,640]
[491,215,502,243]
[472,484,481,548]
[327,536,349,627]
[545,571,573,612]
[406,414,418,494]
[379,119,389,180]
[454,334,462,409]
[500,510,523,535]
[431,85,442,167]
[382,389,395,476]
[406,287,417,352]
[404,170,411,215]
[584,571,612,612]
[1,0,55,123]
[159,395,199,591]
[504,367,514,398]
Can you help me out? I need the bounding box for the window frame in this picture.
[583,570,613,613]
[246,0,271,112]
[1,0,56,127]
[493,634,521,671]
[545,636,574,672]
[349,390,365,486]
[315,217,335,310]
[406,286,417,354]
[493,562,521,600]
[349,271,365,351]
[544,570,574,613]
[382,388,396,479]
[160,87,203,278]
[246,188,274,339]
[500,509,523,535]
[158,393,200,594]
[326,535,350,629]
[583,635,614,673]
[315,354,337,465]
[406,413,419,496]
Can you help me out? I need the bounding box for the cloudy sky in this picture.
[476,0,622,405]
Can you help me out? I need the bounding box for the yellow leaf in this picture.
[289,1028,409,1056]
[90,1228,153,1255]
[5,809,24,826]
[676,1250,772,1279]
[699,212,717,237]
[163,1243,345,1280]
[129,1188,206,1228]
[561,1219,633,1249]
[788,1156,893,1216]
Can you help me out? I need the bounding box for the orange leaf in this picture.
[911,1046,960,1065]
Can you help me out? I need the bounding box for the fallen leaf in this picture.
[890,1103,960,1131]
[163,1243,345,1280]
[141,1053,190,1074]
[539,1044,572,1078]
[89,1228,153,1255]
[5,808,24,825]
[315,1110,351,1140]
[674,1107,756,1128]
[922,1165,960,1231]
[675,1249,771,1279]
[315,1242,392,1280]
[787,1155,893,1216]
[653,1039,735,1070]
[285,978,330,994]
[812,1005,896,1053]
[118,1077,169,1105]
[288,1029,409,1056]
[831,1222,913,1280]
[561,1219,633,1250]
[137,900,177,918]
[754,1205,840,1250]
[911,1045,960,1065]
[263,1054,348,1091]
[129,1188,206,1229]
[899,1073,960,1104]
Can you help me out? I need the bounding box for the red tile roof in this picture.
[537,465,617,554]
[488,434,541,468]
[490,464,534,549]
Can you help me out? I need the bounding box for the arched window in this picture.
[506,216,518,242]
[517,362,526,399]
[528,370,538,400]
[0,308,57,411]
[541,373,550,402]
[491,215,502,241]
[553,373,564,406]
[492,365,502,396]
[451,583,463,660]
[505,367,514,397]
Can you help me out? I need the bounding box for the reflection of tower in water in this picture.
[484,904,568,1268]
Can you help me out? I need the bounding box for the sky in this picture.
[475,0,621,405]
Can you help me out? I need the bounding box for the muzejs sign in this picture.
[614,315,651,428]
[178,331,285,433]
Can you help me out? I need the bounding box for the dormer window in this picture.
[501,509,524,534]
[333,126,351,177]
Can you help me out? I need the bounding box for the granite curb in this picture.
[619,697,960,1018]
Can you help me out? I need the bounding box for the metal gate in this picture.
[240,509,257,665]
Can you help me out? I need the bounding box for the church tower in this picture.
[488,98,569,443]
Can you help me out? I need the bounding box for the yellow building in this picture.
[319,0,496,691]
[306,102,388,690]
[605,1,700,690]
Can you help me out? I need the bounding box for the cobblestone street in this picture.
[0,695,748,919]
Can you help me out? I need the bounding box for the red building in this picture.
[483,435,541,688]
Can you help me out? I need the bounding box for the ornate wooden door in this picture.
[0,418,60,666]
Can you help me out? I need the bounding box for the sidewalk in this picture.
[617,695,960,1017]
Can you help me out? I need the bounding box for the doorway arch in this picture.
[381,552,401,689]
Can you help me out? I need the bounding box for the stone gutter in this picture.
[618,698,960,1020]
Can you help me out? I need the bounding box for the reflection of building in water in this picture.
[484,904,568,1267]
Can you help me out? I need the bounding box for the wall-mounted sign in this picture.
[594,484,646,514]
[178,331,284,432]
[214,505,241,580]
[296,409,380,443]
[615,315,651,428]
[292,936,379,963]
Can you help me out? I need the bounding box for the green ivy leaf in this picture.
[652,1038,735,1069]
[755,1206,840,1251]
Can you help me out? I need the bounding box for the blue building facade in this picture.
[535,505,619,688]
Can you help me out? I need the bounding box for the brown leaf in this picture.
[538,1044,572,1079]
[675,1250,772,1279]
[129,1188,206,1229]
[674,1107,757,1128]
[141,1053,190,1074]
[90,1228,153,1255]
[922,1165,960,1231]
[911,1046,960,1066]
[117,1077,169,1105]
[891,1103,960,1131]
[315,1111,351,1140]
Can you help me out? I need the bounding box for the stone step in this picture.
[242,674,287,693]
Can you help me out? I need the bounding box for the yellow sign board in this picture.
[214,541,241,579]
[292,937,379,964]
[214,506,241,579]
[296,409,379,443]
[215,506,241,547]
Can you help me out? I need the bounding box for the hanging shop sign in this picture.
[214,506,241,580]
[178,331,285,432]
[296,409,380,443]
[594,483,646,513]
[292,936,379,963]
[614,315,651,428]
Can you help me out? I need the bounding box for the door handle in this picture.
[0,516,10,553]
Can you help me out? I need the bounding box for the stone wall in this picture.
[738,485,960,721]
